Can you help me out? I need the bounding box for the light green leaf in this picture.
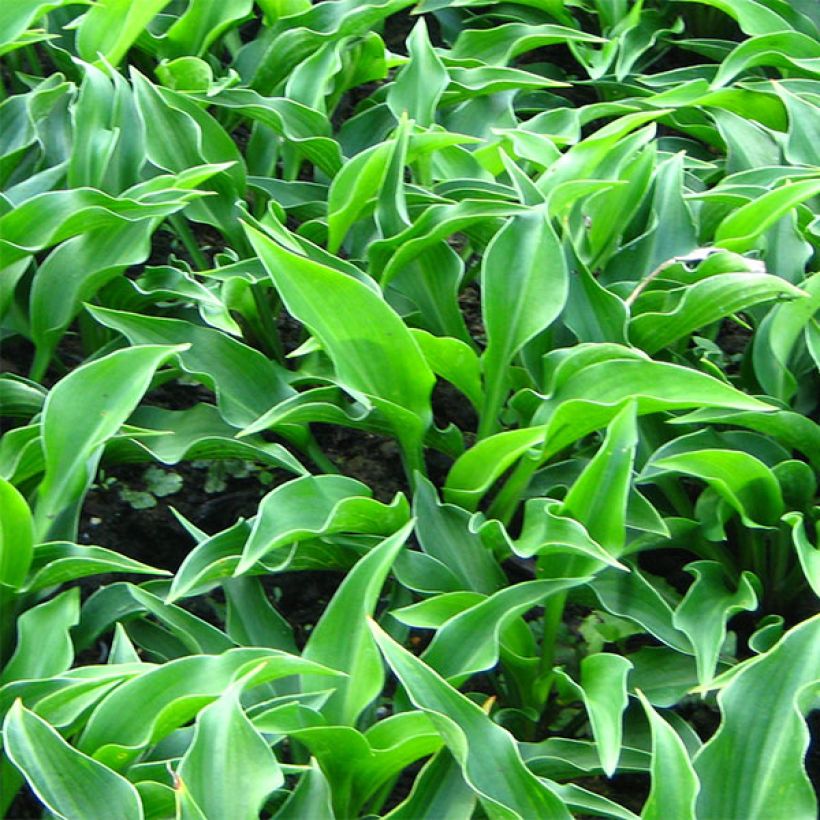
[1,588,79,685]
[0,477,33,590]
[636,690,699,820]
[177,674,283,820]
[303,522,413,725]
[479,206,568,438]
[694,616,820,819]
[246,223,435,475]
[672,561,759,687]
[370,620,571,818]
[33,345,185,541]
[4,700,143,820]
[555,654,632,777]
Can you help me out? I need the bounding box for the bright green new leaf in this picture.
[0,477,33,590]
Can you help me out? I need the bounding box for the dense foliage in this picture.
[1,1,819,817]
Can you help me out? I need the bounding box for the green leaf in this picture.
[4,700,144,820]
[302,522,413,725]
[387,18,448,127]
[642,449,785,528]
[0,1,84,51]
[1,588,79,685]
[272,758,333,820]
[451,22,603,64]
[694,616,820,819]
[326,139,394,253]
[157,0,253,58]
[630,273,805,354]
[111,404,306,476]
[479,206,568,438]
[591,567,692,654]
[411,330,483,411]
[78,648,339,769]
[177,673,283,820]
[76,0,172,66]
[444,427,546,510]
[561,401,638,556]
[385,748,476,820]
[752,272,820,403]
[672,561,759,687]
[370,620,571,819]
[413,476,506,595]
[422,578,587,681]
[33,345,185,541]
[784,512,820,597]
[236,475,408,575]
[712,32,820,88]
[246,223,435,475]
[674,0,798,35]
[714,178,820,252]
[533,353,775,456]
[555,654,632,777]
[87,307,295,431]
[636,691,699,820]
[24,542,168,593]
[0,477,33,590]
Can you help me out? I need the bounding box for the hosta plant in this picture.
[0,0,818,818]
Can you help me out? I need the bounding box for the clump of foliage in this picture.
[1,1,819,818]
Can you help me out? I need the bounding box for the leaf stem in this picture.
[305,436,339,475]
[536,590,568,707]
[250,283,285,363]
[488,452,541,526]
[477,368,508,440]
[168,214,209,270]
